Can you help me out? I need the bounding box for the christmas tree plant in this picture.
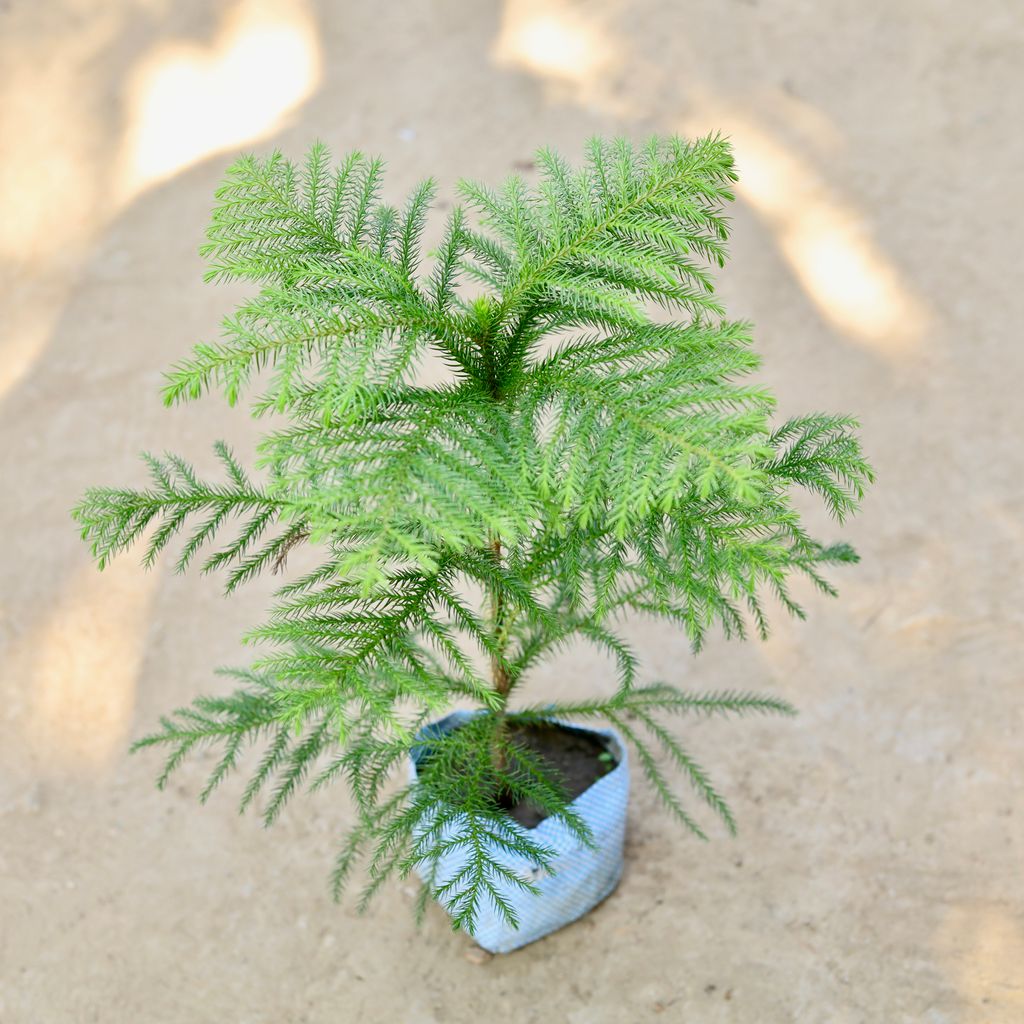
[73,135,872,935]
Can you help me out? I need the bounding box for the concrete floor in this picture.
[2,1,1022,1021]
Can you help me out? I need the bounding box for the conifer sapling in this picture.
[73,135,873,934]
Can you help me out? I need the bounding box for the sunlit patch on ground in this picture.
[24,561,157,773]
[0,295,64,401]
[492,0,614,91]
[686,113,928,354]
[936,904,1024,1021]
[117,0,321,199]
[486,8,926,358]
[0,1,322,402]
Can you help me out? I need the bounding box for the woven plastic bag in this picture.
[409,711,629,953]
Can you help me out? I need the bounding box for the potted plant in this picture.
[73,135,872,952]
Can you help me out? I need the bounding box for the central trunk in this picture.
[489,536,512,772]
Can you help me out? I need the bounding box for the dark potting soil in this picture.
[499,723,617,830]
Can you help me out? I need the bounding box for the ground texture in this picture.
[1,1,1022,1021]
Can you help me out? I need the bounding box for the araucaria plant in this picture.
[74,135,872,938]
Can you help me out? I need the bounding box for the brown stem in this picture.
[489,536,512,774]
[490,538,512,701]
[271,527,309,575]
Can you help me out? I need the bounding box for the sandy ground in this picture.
[2,1,1023,1021]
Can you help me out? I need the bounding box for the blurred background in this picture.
[1,1,1022,1021]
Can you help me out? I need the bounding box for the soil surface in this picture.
[2,2,1023,1022]
[500,723,616,828]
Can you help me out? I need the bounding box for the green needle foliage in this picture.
[73,135,872,935]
